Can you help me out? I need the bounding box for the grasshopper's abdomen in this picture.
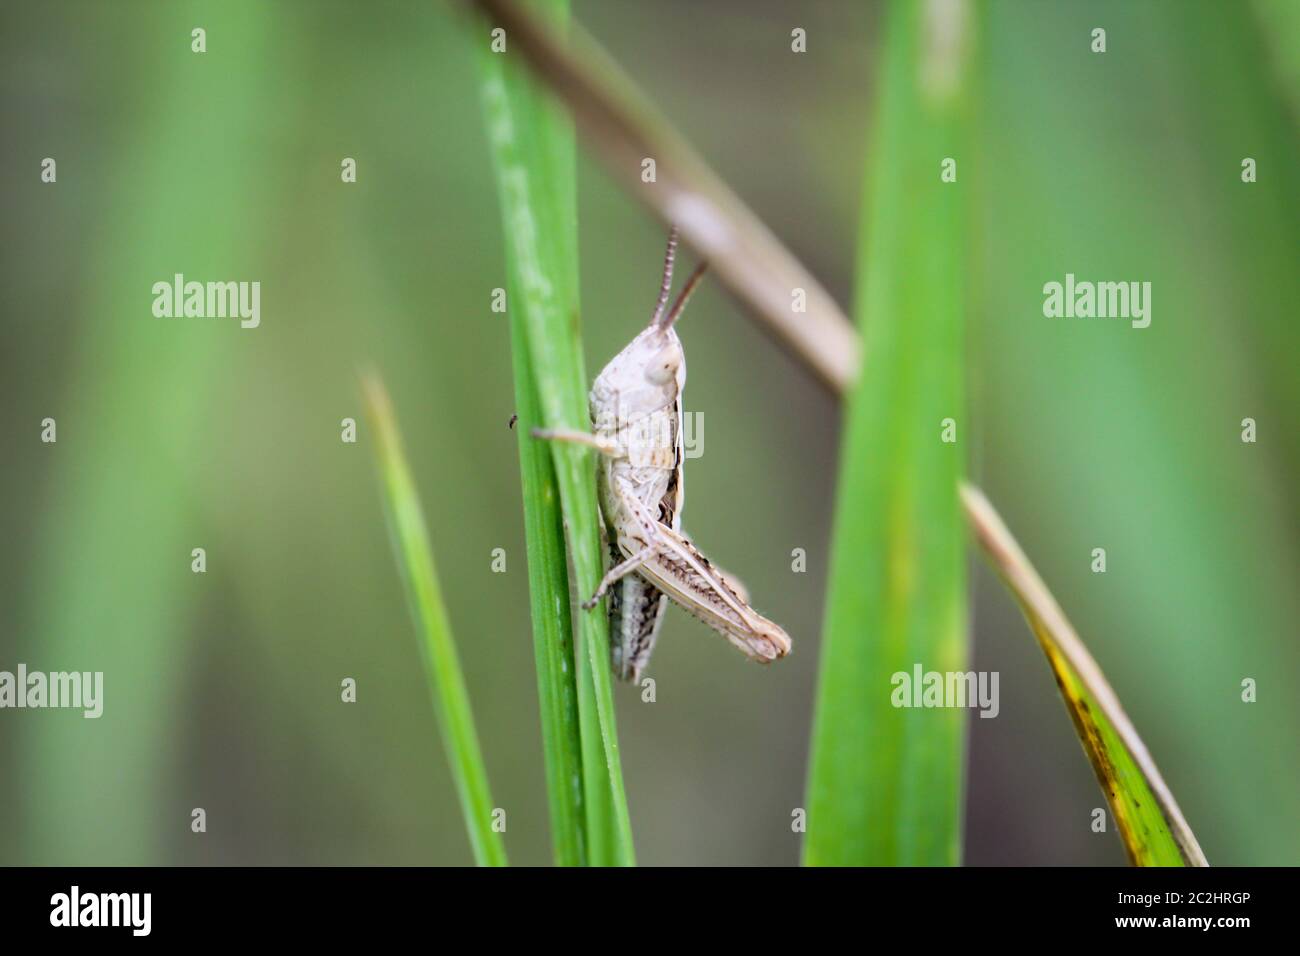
[606,533,669,682]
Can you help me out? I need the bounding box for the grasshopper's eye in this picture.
[646,340,682,385]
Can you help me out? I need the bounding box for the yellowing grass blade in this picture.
[963,486,1207,866]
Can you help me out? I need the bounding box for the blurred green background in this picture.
[1,0,1295,866]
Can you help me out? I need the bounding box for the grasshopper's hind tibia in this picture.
[581,539,658,610]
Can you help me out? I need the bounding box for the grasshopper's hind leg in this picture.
[582,541,658,610]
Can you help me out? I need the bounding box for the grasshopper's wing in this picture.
[634,523,791,664]
[659,393,684,532]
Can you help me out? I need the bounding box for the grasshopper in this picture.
[534,227,792,682]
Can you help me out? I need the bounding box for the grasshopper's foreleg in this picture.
[531,427,621,458]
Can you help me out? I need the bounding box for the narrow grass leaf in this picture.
[507,295,587,866]
[361,373,508,868]
[475,0,635,866]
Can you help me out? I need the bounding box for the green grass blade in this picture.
[508,299,587,866]
[361,374,508,868]
[963,487,1207,866]
[804,0,971,866]
[474,0,635,866]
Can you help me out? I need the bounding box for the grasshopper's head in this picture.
[589,252,706,429]
[590,323,686,427]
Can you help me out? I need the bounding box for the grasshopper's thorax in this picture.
[590,322,686,528]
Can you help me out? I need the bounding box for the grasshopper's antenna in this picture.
[659,261,708,331]
[649,226,679,326]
